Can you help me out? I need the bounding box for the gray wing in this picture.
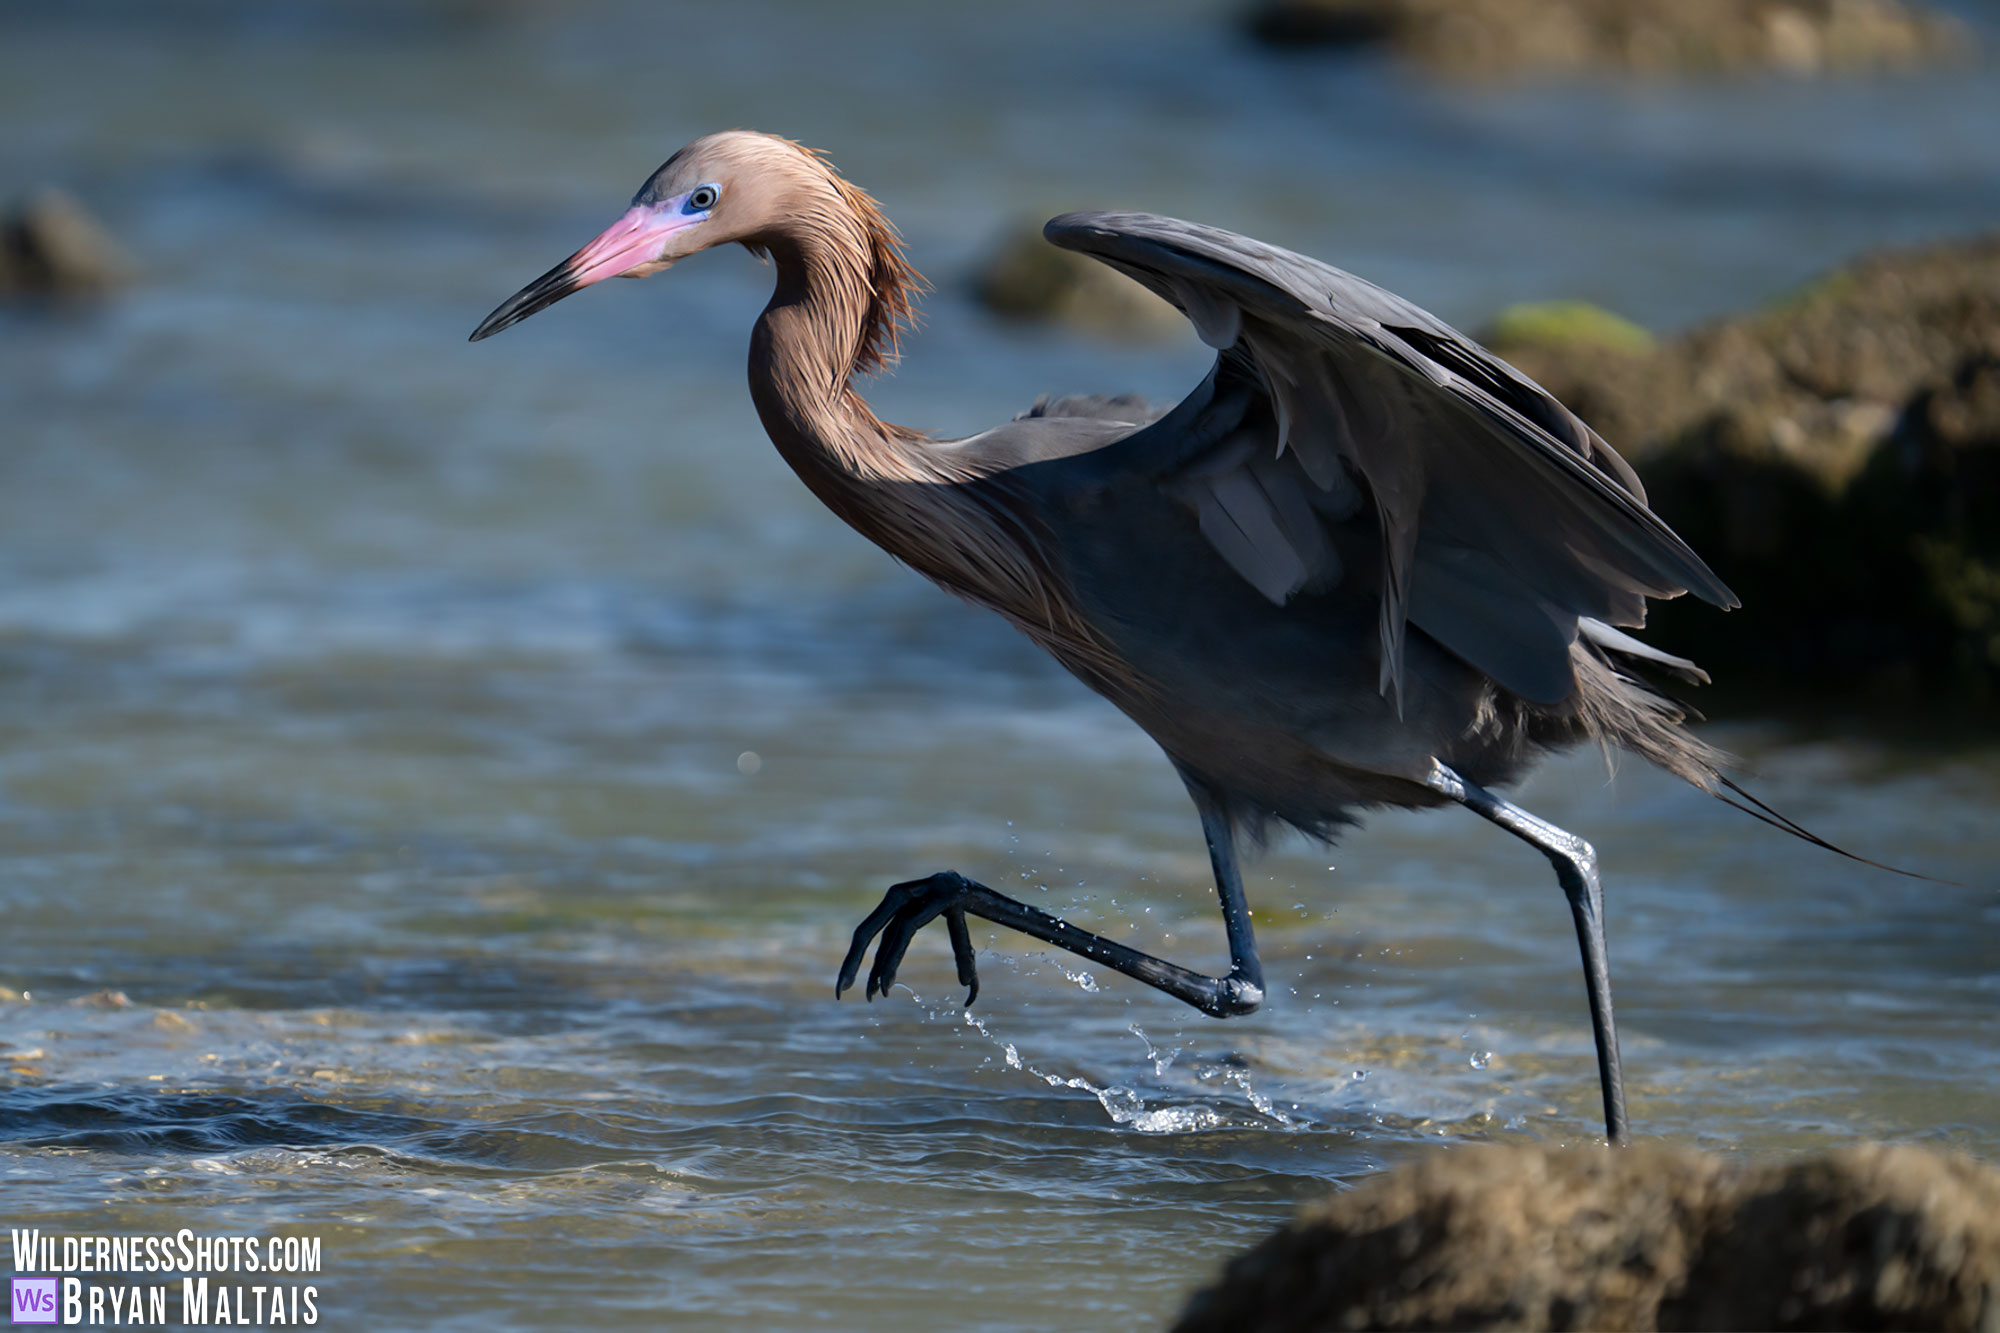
[1016,392,1156,424]
[1041,211,1737,708]
[923,393,1158,473]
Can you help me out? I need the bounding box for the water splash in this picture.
[1197,1061,1294,1127]
[1127,1024,1181,1078]
[947,1007,1275,1134]
[1036,955,1100,993]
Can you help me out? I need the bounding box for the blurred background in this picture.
[2,1,1998,1328]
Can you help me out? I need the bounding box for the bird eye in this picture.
[685,186,718,213]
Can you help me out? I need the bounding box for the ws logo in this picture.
[11,1277,57,1324]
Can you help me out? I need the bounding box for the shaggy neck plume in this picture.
[736,148,1103,672]
[744,151,931,492]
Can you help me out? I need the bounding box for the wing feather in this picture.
[1044,210,1736,707]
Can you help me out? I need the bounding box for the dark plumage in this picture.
[472,130,1749,1144]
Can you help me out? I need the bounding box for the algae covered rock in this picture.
[1486,234,2000,706]
[1485,300,1655,357]
[1243,0,1973,79]
[1175,1142,2000,1332]
[1480,302,1672,454]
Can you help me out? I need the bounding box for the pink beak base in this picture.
[470,204,696,341]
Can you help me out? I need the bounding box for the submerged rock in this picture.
[1174,1142,2000,1332]
[0,187,133,298]
[972,220,1184,341]
[1243,0,1973,78]
[1486,234,2000,705]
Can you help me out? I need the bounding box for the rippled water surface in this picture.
[3,2,1999,1327]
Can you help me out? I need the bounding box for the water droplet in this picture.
[735,750,762,776]
[1470,1051,1493,1070]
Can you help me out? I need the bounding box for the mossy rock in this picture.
[1484,300,1655,356]
[1484,234,2000,709]
[1176,1142,2000,1333]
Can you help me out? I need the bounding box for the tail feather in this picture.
[1712,775,1960,887]
[1570,637,1956,887]
[1567,647,1726,791]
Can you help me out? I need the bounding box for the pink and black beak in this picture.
[469,200,699,342]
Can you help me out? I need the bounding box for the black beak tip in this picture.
[468,307,518,343]
[467,300,534,343]
[467,260,582,345]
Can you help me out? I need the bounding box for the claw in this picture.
[834,872,975,1004]
[834,866,1260,1031]
[835,878,920,998]
[867,897,932,998]
[945,907,979,1006]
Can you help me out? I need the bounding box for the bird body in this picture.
[472,130,1745,1143]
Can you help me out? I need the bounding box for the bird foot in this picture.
[835,871,982,1006]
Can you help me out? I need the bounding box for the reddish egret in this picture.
[472,130,1748,1145]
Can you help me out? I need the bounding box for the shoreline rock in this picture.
[1487,234,2000,707]
[1175,1142,2000,1332]
[0,187,134,299]
[1242,0,1975,79]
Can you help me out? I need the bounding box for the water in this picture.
[3,1,1998,1327]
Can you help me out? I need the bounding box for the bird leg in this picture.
[835,804,1266,1020]
[1424,759,1630,1145]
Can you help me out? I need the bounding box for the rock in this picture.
[1484,300,1655,357]
[1485,233,2000,704]
[0,186,134,298]
[1174,1142,2000,1333]
[71,989,133,1008]
[1242,0,1974,79]
[971,220,1185,341]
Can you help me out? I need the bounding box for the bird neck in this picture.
[739,193,1127,690]
[743,174,940,493]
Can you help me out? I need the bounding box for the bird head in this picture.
[469,130,902,345]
